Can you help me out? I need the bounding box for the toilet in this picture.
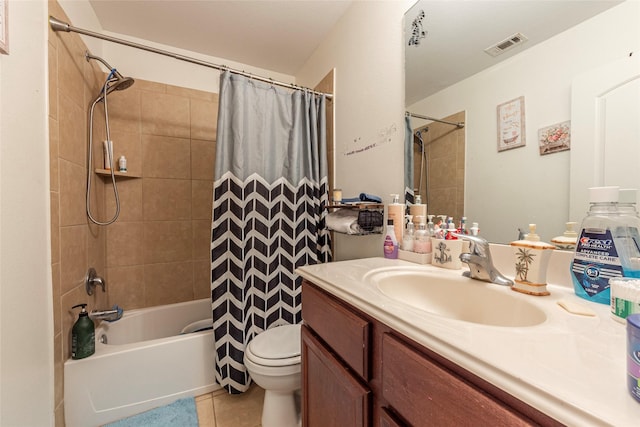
[243,324,302,427]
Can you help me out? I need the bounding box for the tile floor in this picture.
[196,384,265,427]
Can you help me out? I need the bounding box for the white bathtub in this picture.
[64,298,220,427]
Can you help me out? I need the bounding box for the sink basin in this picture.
[365,268,547,327]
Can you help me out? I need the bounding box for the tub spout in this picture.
[90,305,123,322]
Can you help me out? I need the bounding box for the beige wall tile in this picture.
[192,220,211,261]
[168,85,215,101]
[106,222,144,267]
[52,262,61,336]
[59,159,86,226]
[192,180,213,220]
[56,36,85,108]
[191,139,215,181]
[106,89,141,135]
[144,261,194,306]
[190,98,218,141]
[108,131,142,176]
[49,117,60,191]
[134,79,166,94]
[141,91,190,138]
[50,191,60,264]
[144,221,193,264]
[58,93,86,167]
[143,178,192,221]
[193,260,211,300]
[142,135,191,179]
[59,225,88,294]
[87,223,106,275]
[106,178,143,222]
[106,265,145,309]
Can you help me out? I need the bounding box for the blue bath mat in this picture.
[105,397,198,427]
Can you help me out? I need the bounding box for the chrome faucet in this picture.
[449,233,513,287]
[90,305,123,322]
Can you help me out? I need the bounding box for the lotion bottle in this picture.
[383,219,399,259]
[387,194,404,244]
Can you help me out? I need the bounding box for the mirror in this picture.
[404,0,630,244]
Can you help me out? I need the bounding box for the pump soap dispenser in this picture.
[71,303,95,359]
[510,224,555,296]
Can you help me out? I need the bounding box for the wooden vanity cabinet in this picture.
[301,280,563,427]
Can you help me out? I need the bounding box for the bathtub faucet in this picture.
[85,267,106,295]
[90,305,123,322]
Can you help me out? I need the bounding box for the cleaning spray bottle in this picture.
[71,303,95,359]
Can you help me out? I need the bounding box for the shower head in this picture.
[85,51,135,96]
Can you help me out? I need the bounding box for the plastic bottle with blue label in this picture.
[571,187,626,304]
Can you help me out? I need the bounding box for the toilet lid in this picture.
[247,324,301,360]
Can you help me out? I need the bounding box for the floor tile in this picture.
[212,384,265,427]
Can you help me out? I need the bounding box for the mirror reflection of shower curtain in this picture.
[404,116,415,204]
[211,71,331,393]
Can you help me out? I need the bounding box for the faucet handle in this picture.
[85,268,106,295]
[448,232,490,257]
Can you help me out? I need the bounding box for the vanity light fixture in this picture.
[484,32,528,57]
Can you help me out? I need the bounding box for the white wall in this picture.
[58,0,295,94]
[408,1,640,244]
[297,1,410,260]
[0,2,54,426]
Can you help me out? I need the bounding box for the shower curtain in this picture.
[211,71,331,393]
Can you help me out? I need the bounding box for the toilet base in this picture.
[261,388,300,427]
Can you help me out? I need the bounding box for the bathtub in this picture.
[64,298,220,427]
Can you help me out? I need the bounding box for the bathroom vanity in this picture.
[297,254,640,426]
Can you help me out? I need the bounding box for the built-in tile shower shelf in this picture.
[94,169,141,179]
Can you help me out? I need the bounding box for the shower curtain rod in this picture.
[405,111,465,128]
[48,16,333,99]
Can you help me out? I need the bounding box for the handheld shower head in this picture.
[85,51,135,97]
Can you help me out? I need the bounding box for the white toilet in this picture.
[243,323,302,427]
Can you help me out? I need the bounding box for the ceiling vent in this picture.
[484,32,528,57]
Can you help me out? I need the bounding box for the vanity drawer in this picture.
[382,333,535,426]
[302,281,370,380]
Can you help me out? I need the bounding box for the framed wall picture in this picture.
[0,0,8,55]
[497,96,525,152]
[538,120,571,155]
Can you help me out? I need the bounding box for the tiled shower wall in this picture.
[49,2,217,424]
[413,111,466,222]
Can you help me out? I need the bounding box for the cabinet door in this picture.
[302,282,371,380]
[302,325,371,427]
[382,333,534,426]
[379,408,405,427]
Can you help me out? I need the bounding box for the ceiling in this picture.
[405,0,623,105]
[88,0,353,75]
[87,0,623,102]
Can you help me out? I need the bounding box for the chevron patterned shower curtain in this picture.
[211,71,331,393]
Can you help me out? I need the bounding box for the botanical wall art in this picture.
[538,120,571,155]
[497,96,525,152]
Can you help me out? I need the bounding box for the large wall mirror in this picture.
[404,0,637,244]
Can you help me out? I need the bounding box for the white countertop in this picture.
[296,247,640,426]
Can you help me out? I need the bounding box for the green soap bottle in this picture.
[71,303,95,359]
